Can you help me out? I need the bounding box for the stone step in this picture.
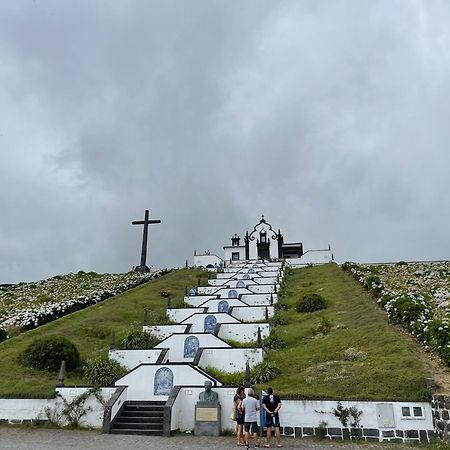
[123,405,164,412]
[126,401,165,406]
[113,422,163,430]
[116,416,163,424]
[121,410,164,418]
[110,429,163,436]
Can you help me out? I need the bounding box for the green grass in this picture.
[0,269,210,398]
[256,263,429,401]
[0,264,429,401]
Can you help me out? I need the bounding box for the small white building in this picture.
[193,215,333,268]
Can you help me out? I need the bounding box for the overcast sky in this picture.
[1,0,449,283]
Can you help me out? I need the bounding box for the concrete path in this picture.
[0,427,416,449]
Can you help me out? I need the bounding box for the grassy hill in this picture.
[0,268,209,398]
[0,264,431,400]
[259,263,429,400]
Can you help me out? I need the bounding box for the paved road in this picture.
[0,427,419,449]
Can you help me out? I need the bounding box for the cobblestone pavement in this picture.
[0,427,419,450]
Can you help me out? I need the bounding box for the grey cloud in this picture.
[0,0,449,283]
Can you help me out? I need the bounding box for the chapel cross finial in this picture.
[132,209,161,273]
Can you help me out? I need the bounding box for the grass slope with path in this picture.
[0,264,430,401]
[259,263,429,401]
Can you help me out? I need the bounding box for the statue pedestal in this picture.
[194,402,221,436]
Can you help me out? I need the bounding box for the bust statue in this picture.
[198,381,219,402]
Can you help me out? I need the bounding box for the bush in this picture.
[263,335,286,350]
[313,317,332,336]
[120,331,161,349]
[269,312,289,327]
[0,328,7,343]
[297,293,327,313]
[274,302,288,311]
[84,357,128,386]
[20,336,80,371]
[429,320,450,365]
[250,361,281,384]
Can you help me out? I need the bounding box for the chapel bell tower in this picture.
[257,229,270,259]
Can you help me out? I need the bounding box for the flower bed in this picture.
[0,269,173,335]
[342,261,450,364]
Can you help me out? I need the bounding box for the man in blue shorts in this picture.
[242,388,260,449]
[262,387,283,448]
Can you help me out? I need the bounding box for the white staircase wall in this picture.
[198,347,265,372]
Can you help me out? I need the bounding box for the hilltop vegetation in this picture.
[0,263,437,400]
[0,270,171,336]
[343,261,450,365]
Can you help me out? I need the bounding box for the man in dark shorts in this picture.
[242,388,260,449]
[262,387,283,448]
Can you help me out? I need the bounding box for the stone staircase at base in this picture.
[111,401,165,435]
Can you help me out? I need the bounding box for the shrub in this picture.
[84,357,128,386]
[0,328,7,343]
[386,293,431,342]
[20,336,80,371]
[297,293,327,313]
[274,302,288,311]
[269,312,289,327]
[120,331,161,349]
[429,319,450,365]
[313,317,332,336]
[364,275,383,296]
[250,361,281,384]
[263,335,286,350]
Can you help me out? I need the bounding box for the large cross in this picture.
[132,209,161,273]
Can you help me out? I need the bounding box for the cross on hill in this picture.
[132,209,161,273]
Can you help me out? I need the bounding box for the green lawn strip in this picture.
[0,269,209,398]
[256,263,428,401]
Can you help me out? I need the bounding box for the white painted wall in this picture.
[180,312,240,332]
[144,324,190,339]
[116,364,221,401]
[167,307,206,323]
[287,250,333,266]
[248,284,277,294]
[154,333,231,362]
[280,399,433,431]
[231,306,274,321]
[109,349,163,369]
[0,387,116,429]
[209,287,252,298]
[0,398,56,423]
[218,323,270,343]
[197,286,219,295]
[169,389,433,436]
[56,387,115,428]
[193,254,224,268]
[241,294,277,305]
[198,348,265,372]
[184,295,218,307]
[224,246,246,262]
[199,298,248,311]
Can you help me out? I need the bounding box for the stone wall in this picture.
[433,395,450,441]
[279,424,434,444]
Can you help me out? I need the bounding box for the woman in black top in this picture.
[233,385,246,446]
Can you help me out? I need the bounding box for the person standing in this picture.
[234,385,246,446]
[262,387,283,448]
[242,388,260,449]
